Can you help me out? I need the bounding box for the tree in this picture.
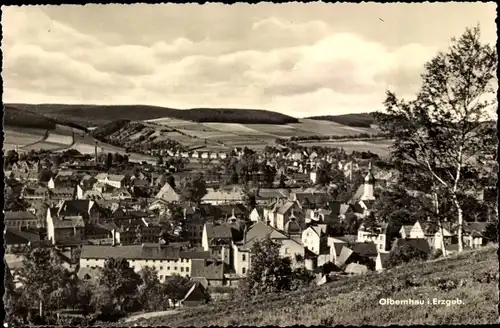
[16,248,71,319]
[167,175,176,189]
[362,212,379,233]
[4,149,19,169]
[106,153,113,170]
[179,172,207,204]
[386,244,429,268]
[164,274,193,308]
[278,173,287,188]
[239,237,293,298]
[157,156,164,166]
[138,267,168,311]
[375,26,497,253]
[96,258,142,315]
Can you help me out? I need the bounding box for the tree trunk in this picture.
[39,299,43,318]
[433,192,447,257]
[452,194,464,252]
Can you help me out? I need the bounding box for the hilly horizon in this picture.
[4,103,377,129]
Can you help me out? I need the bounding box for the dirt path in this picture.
[123,309,180,323]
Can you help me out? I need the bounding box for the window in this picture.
[379,244,383,250]
[160,266,163,270]
[285,248,289,254]
[242,267,246,274]
[180,267,184,272]
[167,267,170,270]
[186,267,189,272]
[304,239,308,243]
[160,275,163,280]
[174,267,178,271]
[242,254,246,262]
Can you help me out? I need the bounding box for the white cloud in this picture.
[2,5,493,117]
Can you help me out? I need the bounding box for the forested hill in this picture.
[5,104,299,127]
[306,113,376,128]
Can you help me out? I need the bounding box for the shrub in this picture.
[386,244,428,268]
[429,248,443,260]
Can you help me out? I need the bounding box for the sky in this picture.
[2,2,497,118]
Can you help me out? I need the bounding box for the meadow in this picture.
[131,245,498,327]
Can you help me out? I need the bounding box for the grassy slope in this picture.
[6,104,299,126]
[307,113,376,127]
[139,245,498,327]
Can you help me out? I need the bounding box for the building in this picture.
[462,222,489,248]
[202,188,245,205]
[349,163,376,217]
[79,244,211,282]
[46,211,86,245]
[232,221,305,276]
[357,223,389,253]
[302,225,328,255]
[202,223,234,265]
[155,181,181,203]
[191,258,226,286]
[4,211,40,229]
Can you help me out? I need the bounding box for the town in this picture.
[3,3,498,327]
[4,133,497,324]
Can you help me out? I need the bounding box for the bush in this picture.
[386,244,428,268]
[429,248,443,260]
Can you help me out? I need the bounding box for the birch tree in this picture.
[375,26,497,253]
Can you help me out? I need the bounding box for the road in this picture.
[123,309,180,323]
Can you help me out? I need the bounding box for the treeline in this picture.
[277,132,390,143]
[4,106,57,130]
[307,113,375,127]
[91,119,131,140]
[6,103,299,125]
[185,108,299,124]
[273,140,380,161]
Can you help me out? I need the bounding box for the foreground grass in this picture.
[133,245,498,327]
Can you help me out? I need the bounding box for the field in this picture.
[3,128,46,151]
[132,245,498,327]
[297,139,394,156]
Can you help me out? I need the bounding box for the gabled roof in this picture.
[58,200,96,216]
[205,223,233,240]
[400,225,413,236]
[463,222,488,236]
[191,259,225,280]
[332,243,344,257]
[182,282,208,302]
[277,201,298,215]
[80,244,209,260]
[155,182,180,202]
[352,242,378,257]
[4,211,37,221]
[4,228,41,245]
[108,174,126,182]
[336,246,353,266]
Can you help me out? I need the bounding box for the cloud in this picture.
[3,5,492,117]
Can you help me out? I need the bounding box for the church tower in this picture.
[361,162,375,201]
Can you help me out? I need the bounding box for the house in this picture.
[4,228,42,252]
[409,220,442,248]
[399,225,413,239]
[178,282,210,308]
[349,163,376,217]
[51,199,102,224]
[96,173,128,189]
[462,222,489,248]
[191,259,226,286]
[345,262,369,275]
[357,223,389,253]
[302,225,328,255]
[46,211,86,245]
[49,187,76,201]
[352,242,379,260]
[4,211,40,229]
[275,200,304,231]
[79,244,211,282]
[433,222,457,250]
[202,187,244,205]
[232,221,304,276]
[202,223,234,264]
[249,207,264,222]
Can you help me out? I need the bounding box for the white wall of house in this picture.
[302,227,321,255]
[409,222,426,239]
[79,257,192,282]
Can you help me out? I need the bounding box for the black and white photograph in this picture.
[2,2,498,326]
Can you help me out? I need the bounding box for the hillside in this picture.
[135,246,498,327]
[307,113,376,128]
[4,105,88,131]
[6,103,299,127]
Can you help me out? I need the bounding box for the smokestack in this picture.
[95,142,98,164]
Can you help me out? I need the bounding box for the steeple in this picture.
[361,162,375,201]
[364,161,375,184]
